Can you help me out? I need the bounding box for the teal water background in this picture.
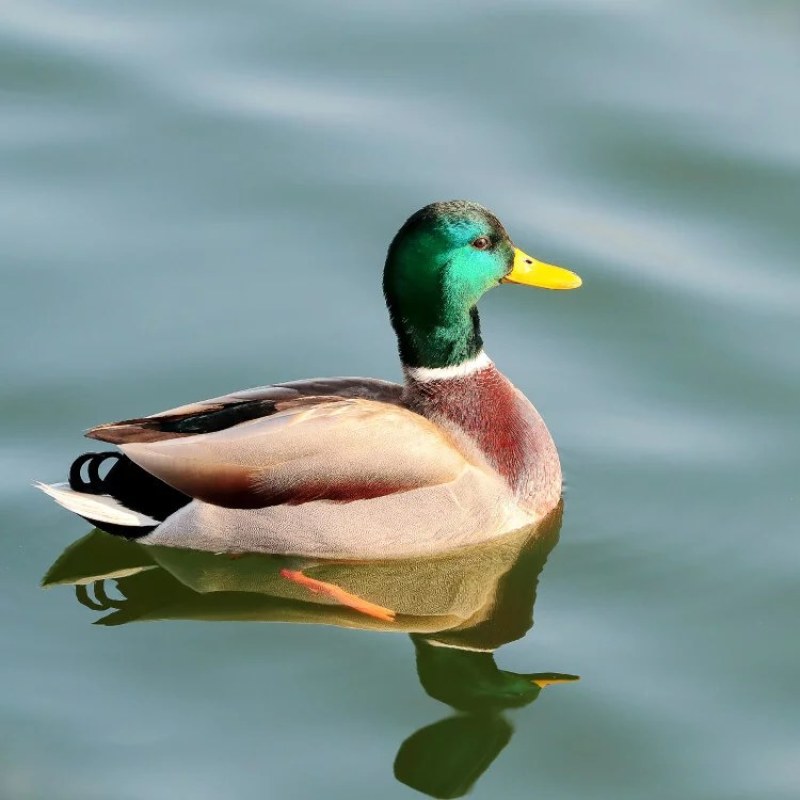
[2,1,799,798]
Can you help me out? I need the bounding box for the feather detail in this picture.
[86,377,405,445]
[34,482,158,526]
[117,398,472,509]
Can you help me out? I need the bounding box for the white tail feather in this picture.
[35,482,158,527]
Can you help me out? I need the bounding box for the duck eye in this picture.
[471,236,491,250]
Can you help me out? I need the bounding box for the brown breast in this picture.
[403,365,562,514]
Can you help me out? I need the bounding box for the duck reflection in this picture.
[44,507,577,798]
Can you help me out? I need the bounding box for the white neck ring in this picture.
[404,350,494,383]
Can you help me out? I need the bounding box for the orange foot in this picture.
[280,569,396,622]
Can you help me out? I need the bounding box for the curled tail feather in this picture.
[38,451,191,538]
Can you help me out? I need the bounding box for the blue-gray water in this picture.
[2,1,799,798]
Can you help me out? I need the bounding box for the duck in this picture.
[37,200,582,558]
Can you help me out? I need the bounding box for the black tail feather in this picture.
[68,452,191,538]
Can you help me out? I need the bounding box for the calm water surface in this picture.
[2,1,799,798]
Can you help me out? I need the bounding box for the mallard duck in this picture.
[38,200,581,558]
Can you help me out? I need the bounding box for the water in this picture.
[2,1,799,797]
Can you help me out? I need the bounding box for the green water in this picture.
[3,1,799,798]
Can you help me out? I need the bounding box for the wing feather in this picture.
[87,377,403,444]
[117,398,472,508]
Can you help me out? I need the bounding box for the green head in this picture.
[383,200,581,370]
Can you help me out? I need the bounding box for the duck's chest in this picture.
[404,366,562,513]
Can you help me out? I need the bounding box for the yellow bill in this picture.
[503,248,582,290]
[529,673,581,688]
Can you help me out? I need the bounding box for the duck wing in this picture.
[85,381,472,510]
[87,396,290,445]
[89,377,404,445]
